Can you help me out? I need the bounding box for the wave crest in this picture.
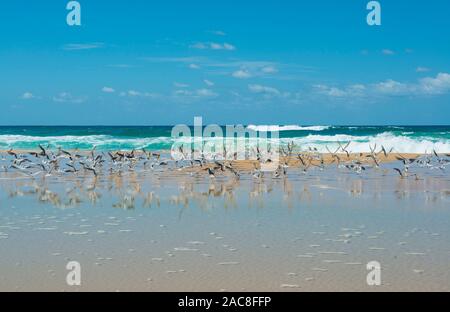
[247,125,330,132]
[1,131,450,153]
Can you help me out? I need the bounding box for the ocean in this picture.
[0,125,449,153]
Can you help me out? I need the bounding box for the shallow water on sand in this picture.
[0,164,449,291]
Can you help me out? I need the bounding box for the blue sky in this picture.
[0,0,449,125]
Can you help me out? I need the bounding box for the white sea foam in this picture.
[247,125,330,132]
[1,131,450,153]
[0,134,173,149]
[281,132,450,153]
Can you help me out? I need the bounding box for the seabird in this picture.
[396,155,416,172]
[297,154,307,167]
[58,147,71,157]
[38,144,47,157]
[394,168,407,178]
[205,167,215,178]
[366,154,380,168]
[84,166,97,176]
[66,163,78,172]
[379,145,393,158]
[393,168,406,178]
[337,141,351,158]
[7,149,18,158]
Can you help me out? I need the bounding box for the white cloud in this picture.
[173,88,218,99]
[126,90,158,98]
[208,61,276,69]
[62,43,104,51]
[374,79,409,95]
[174,82,189,88]
[416,66,430,73]
[174,90,191,96]
[128,90,140,96]
[207,30,226,36]
[204,79,214,86]
[418,72,450,95]
[196,89,217,97]
[248,84,280,95]
[261,66,278,74]
[232,69,252,79]
[53,92,86,103]
[102,87,115,93]
[205,61,282,78]
[314,85,347,97]
[314,84,366,98]
[382,49,395,55]
[191,43,207,49]
[315,73,450,99]
[373,74,450,96]
[191,42,236,51]
[20,92,36,100]
[141,56,203,63]
[217,43,235,50]
[189,63,200,69]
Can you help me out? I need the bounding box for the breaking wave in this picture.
[1,131,450,153]
[279,132,450,153]
[247,125,330,132]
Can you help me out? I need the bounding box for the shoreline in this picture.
[0,149,438,173]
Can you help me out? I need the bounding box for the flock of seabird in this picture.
[1,143,449,181]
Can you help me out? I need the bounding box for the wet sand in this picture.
[0,151,449,291]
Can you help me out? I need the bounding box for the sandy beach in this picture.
[0,148,449,291]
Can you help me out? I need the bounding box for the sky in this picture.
[0,0,449,125]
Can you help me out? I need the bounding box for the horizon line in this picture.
[0,124,450,127]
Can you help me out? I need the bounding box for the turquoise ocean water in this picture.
[0,125,449,153]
